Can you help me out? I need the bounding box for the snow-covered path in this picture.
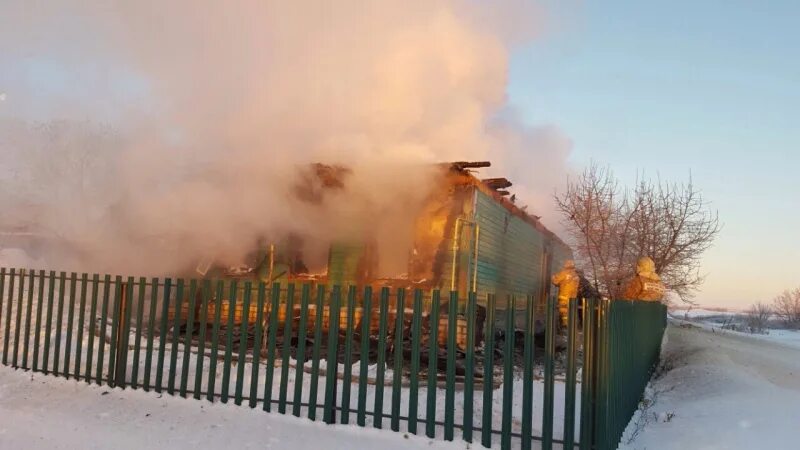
[621,322,800,449]
[0,367,466,450]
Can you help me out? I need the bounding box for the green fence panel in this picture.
[0,269,5,365]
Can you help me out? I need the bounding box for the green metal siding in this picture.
[472,190,545,310]
[327,243,365,287]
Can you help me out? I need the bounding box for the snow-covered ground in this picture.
[0,366,465,450]
[669,313,800,351]
[619,321,800,449]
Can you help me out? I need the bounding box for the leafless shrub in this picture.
[773,289,800,329]
[555,163,720,302]
[745,302,772,334]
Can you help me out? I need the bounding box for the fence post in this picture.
[323,285,342,424]
[425,289,441,439]
[481,294,496,448]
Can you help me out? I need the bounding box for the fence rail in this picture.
[0,267,666,449]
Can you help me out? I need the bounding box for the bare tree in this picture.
[555,163,720,302]
[773,288,800,329]
[745,302,772,334]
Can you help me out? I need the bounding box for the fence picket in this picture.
[155,278,173,393]
[84,274,99,383]
[206,280,224,401]
[234,281,252,405]
[390,288,405,432]
[462,291,477,443]
[249,282,266,408]
[62,272,77,377]
[501,295,516,449]
[220,280,237,403]
[408,289,423,435]
[181,279,198,398]
[307,285,325,420]
[53,272,67,376]
[291,284,310,415]
[264,283,281,412]
[373,287,390,429]
[278,284,296,413]
[425,290,441,439]
[23,270,36,369]
[340,285,357,424]
[33,270,46,372]
[323,285,342,424]
[167,279,185,394]
[521,295,535,450]
[563,298,579,448]
[195,280,212,400]
[74,274,88,380]
[132,277,147,389]
[444,290,458,441]
[481,294,496,448]
[143,277,159,391]
[12,269,26,368]
[2,268,15,366]
[356,286,372,427]
[542,291,557,450]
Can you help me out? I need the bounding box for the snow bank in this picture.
[0,366,466,450]
[619,323,800,450]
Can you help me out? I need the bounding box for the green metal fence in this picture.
[0,267,666,449]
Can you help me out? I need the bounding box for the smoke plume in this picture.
[0,1,572,275]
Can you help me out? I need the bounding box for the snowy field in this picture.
[669,310,800,351]
[0,366,466,450]
[619,321,800,449]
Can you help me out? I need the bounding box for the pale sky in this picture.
[508,1,800,309]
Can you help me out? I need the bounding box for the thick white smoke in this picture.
[0,1,572,275]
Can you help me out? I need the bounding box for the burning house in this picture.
[199,161,572,334]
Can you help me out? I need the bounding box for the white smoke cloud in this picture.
[0,1,572,275]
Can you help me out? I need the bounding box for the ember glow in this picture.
[0,1,571,275]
